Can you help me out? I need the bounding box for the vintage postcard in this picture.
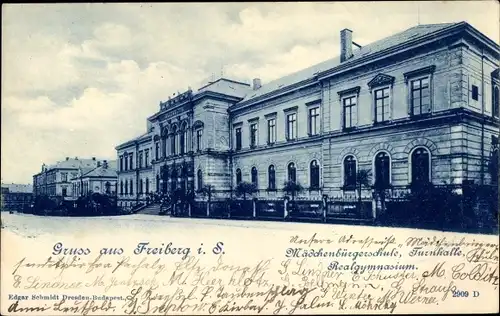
[1,2,499,315]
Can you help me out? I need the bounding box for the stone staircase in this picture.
[136,203,162,215]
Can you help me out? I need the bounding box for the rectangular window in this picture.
[343,96,357,129]
[61,173,67,182]
[286,113,297,140]
[471,84,479,101]
[196,130,203,151]
[250,123,258,147]
[267,118,276,144]
[138,151,143,168]
[410,77,430,116]
[235,127,242,150]
[124,155,128,171]
[145,149,149,167]
[375,87,390,122]
[309,107,319,135]
[155,142,160,160]
[129,154,134,170]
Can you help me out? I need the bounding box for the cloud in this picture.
[1,2,498,184]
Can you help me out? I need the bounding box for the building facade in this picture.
[70,160,118,199]
[33,157,100,199]
[116,78,252,209]
[117,22,499,214]
[1,184,33,211]
[116,132,154,209]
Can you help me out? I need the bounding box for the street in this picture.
[1,212,344,240]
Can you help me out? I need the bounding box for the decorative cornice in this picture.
[264,111,277,118]
[337,86,360,96]
[447,39,470,50]
[283,106,298,113]
[248,117,260,123]
[305,99,322,106]
[403,65,436,82]
[367,74,395,88]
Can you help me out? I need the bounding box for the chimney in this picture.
[103,160,108,169]
[252,78,262,90]
[340,28,353,62]
[97,161,101,167]
[92,157,96,161]
[66,157,69,161]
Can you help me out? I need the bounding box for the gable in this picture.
[367,73,396,88]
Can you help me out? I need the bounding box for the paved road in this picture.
[1,212,354,240]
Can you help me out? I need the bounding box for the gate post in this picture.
[322,194,328,223]
[284,197,288,220]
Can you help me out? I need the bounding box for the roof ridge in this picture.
[239,21,464,104]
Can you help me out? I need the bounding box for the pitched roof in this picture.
[1,183,33,193]
[46,158,99,171]
[240,22,460,103]
[82,160,118,178]
[116,131,152,149]
[196,78,251,99]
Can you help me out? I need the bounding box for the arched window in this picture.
[180,123,187,155]
[197,169,203,190]
[374,152,390,188]
[156,174,160,192]
[310,160,320,188]
[171,126,177,155]
[251,167,258,187]
[162,128,168,158]
[268,165,276,190]
[343,155,357,188]
[105,182,111,194]
[288,162,296,182]
[493,86,499,118]
[236,168,242,185]
[124,180,128,195]
[145,178,149,193]
[120,181,124,195]
[411,147,430,185]
[129,179,134,195]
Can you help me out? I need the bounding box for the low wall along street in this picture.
[1,213,498,315]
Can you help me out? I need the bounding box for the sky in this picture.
[1,2,499,184]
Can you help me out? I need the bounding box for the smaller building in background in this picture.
[70,160,118,198]
[1,183,33,211]
[33,157,101,199]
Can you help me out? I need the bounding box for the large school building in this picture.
[116,22,499,216]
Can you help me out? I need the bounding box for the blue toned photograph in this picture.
[1,3,499,316]
[2,3,499,235]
